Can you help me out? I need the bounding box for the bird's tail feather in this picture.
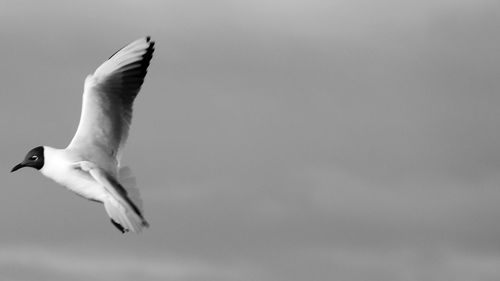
[72,161,149,233]
[118,166,143,211]
[104,197,148,233]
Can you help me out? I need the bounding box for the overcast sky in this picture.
[2,0,500,280]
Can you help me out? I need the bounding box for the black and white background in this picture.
[2,0,500,280]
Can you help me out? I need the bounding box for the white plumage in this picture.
[12,37,155,233]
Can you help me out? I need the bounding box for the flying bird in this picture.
[11,37,155,233]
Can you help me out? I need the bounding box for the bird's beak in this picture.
[11,162,26,173]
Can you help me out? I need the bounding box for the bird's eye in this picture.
[30,155,38,161]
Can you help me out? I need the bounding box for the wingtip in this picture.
[110,218,149,234]
[110,218,127,233]
[145,36,156,48]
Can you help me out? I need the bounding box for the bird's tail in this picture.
[71,161,149,233]
[104,196,149,233]
[118,166,143,211]
[103,167,149,233]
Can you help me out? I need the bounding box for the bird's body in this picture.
[12,37,155,233]
[41,147,108,202]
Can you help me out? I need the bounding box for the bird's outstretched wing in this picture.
[67,37,155,166]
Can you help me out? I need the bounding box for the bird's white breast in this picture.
[40,146,109,202]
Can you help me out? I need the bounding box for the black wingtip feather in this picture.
[106,37,155,100]
[110,219,128,233]
[108,36,154,60]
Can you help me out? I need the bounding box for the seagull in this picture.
[11,37,155,233]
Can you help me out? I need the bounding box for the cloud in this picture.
[0,245,258,281]
[4,243,500,281]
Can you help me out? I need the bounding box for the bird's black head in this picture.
[11,146,45,172]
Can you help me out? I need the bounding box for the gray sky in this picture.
[2,0,500,280]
